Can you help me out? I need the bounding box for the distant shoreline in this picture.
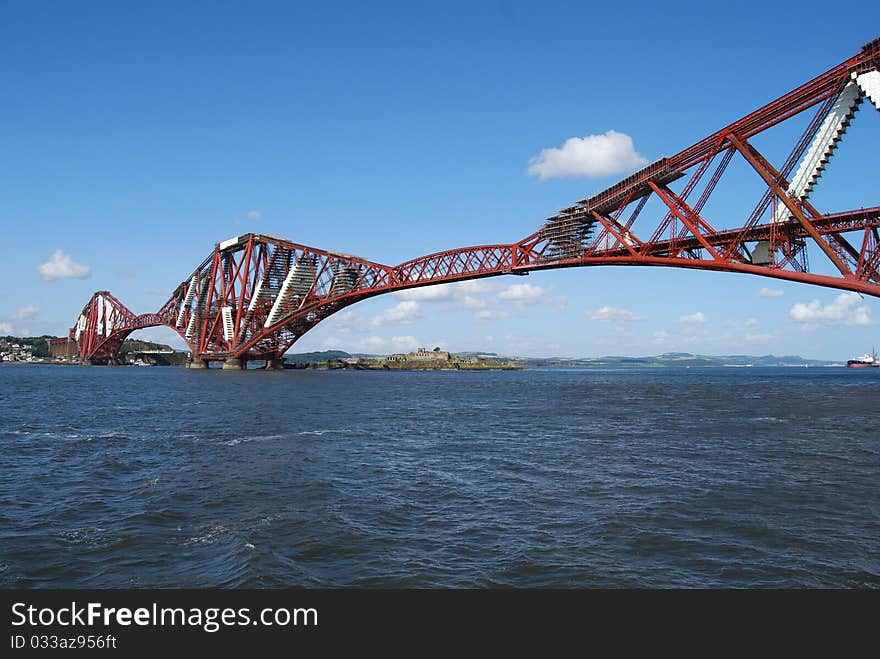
[1,360,857,370]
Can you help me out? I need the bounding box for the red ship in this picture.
[847,350,879,368]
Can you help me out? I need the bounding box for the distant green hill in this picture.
[118,339,187,365]
[284,350,352,364]
[282,348,838,369]
[522,352,838,368]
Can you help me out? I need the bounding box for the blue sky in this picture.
[1,1,878,360]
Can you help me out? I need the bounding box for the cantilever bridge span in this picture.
[73,39,880,367]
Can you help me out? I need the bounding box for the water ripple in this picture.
[1,364,878,587]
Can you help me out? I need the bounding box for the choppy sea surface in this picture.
[1,364,877,588]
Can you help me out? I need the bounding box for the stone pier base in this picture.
[222,358,245,370]
[264,358,285,370]
[186,360,209,369]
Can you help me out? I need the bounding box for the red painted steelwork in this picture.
[71,39,879,364]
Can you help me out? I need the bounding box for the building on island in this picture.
[386,347,451,363]
[409,347,450,361]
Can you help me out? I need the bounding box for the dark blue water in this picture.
[1,364,878,588]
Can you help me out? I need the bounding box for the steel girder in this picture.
[72,38,880,365]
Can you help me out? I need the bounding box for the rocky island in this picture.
[286,347,522,371]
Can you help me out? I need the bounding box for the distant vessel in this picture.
[846,350,879,369]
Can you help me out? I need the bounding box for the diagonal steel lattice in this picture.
[72,38,880,365]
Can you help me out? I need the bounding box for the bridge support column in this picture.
[222,358,246,370]
[186,359,209,369]
[264,358,285,370]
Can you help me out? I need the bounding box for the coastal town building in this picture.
[0,343,34,362]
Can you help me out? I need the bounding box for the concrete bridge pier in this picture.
[264,358,285,370]
[222,358,246,370]
[186,359,209,369]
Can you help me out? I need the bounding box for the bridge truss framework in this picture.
[73,39,880,366]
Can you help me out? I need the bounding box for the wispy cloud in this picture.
[678,311,706,325]
[390,335,420,351]
[394,281,498,309]
[247,210,261,220]
[497,283,545,303]
[38,250,91,281]
[527,130,647,181]
[392,280,555,320]
[394,284,457,302]
[13,305,39,320]
[758,287,784,298]
[370,301,423,326]
[652,330,670,343]
[588,306,646,322]
[473,309,509,322]
[333,310,362,333]
[789,293,871,327]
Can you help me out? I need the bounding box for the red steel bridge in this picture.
[73,39,880,367]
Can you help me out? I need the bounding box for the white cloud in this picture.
[394,281,497,311]
[364,336,385,350]
[497,283,545,303]
[323,336,342,349]
[459,295,487,310]
[13,305,39,320]
[652,330,670,343]
[745,318,758,328]
[394,284,456,302]
[758,287,784,298]
[527,130,647,181]
[371,280,553,329]
[679,312,706,325]
[588,306,646,322]
[457,281,496,294]
[38,250,91,281]
[247,210,261,220]
[473,309,509,322]
[789,293,871,326]
[370,300,423,326]
[391,280,557,319]
[390,335,420,351]
[334,310,362,333]
[745,332,774,343]
[0,321,11,334]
